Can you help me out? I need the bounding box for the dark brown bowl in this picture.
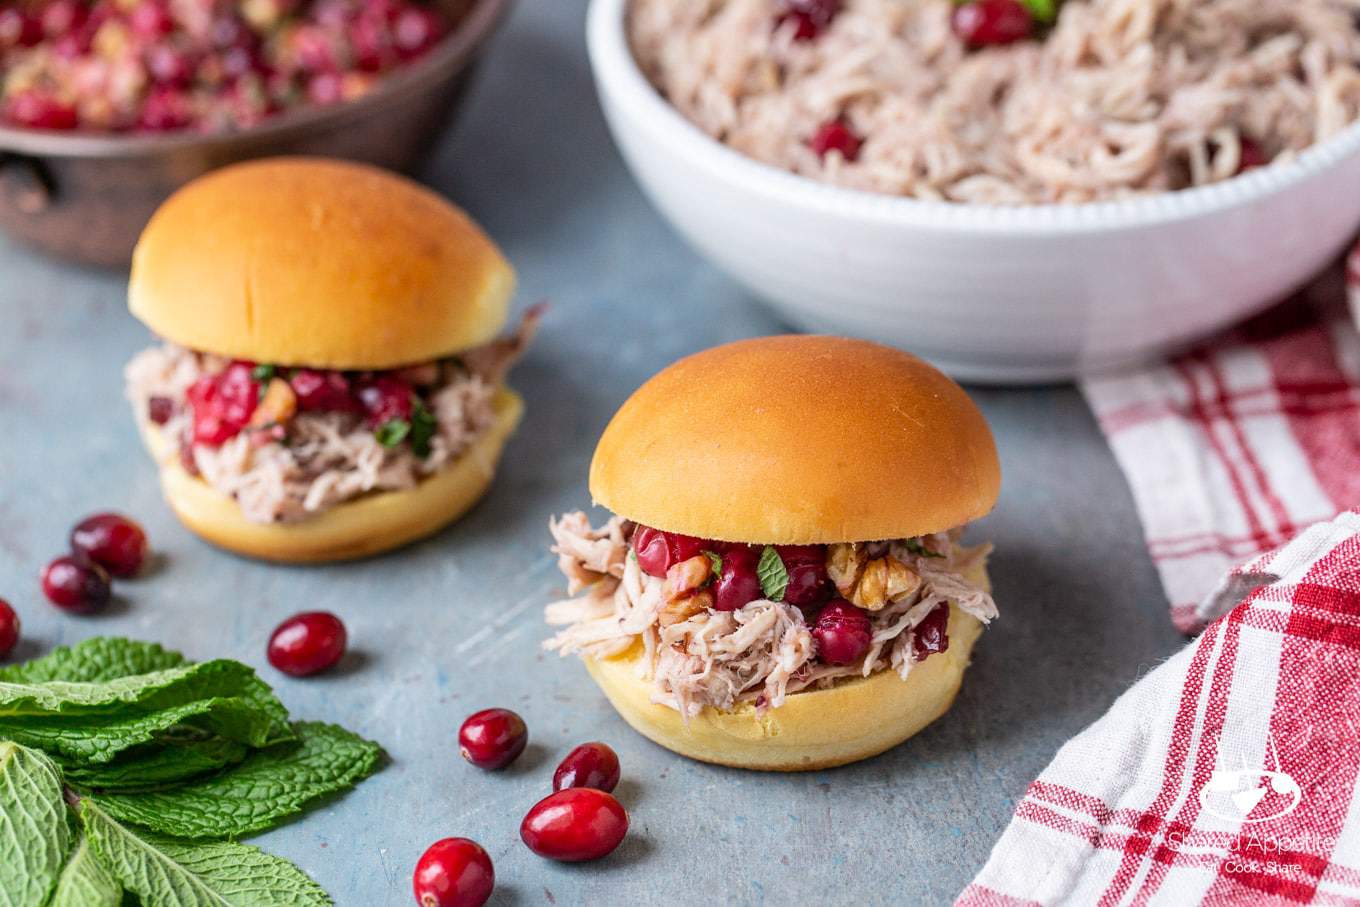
[0,0,510,267]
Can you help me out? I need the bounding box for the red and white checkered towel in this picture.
[1080,254,1360,632]
[960,509,1360,906]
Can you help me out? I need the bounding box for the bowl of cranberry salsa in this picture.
[0,0,510,266]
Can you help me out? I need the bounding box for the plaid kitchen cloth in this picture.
[1079,251,1360,633]
[959,509,1360,906]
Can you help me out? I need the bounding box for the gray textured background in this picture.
[0,3,1186,904]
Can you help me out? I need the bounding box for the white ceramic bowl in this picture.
[587,0,1360,383]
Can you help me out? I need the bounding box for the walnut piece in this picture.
[827,543,921,611]
[659,589,714,627]
[248,378,297,429]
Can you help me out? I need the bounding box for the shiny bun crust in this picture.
[584,566,987,771]
[129,158,515,369]
[137,389,522,563]
[589,335,1000,543]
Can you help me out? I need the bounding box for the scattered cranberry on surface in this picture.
[810,119,862,162]
[553,742,621,793]
[70,513,148,579]
[41,556,112,614]
[951,0,1033,48]
[520,788,629,862]
[459,708,528,770]
[776,0,842,41]
[811,599,872,665]
[0,599,19,658]
[713,545,762,612]
[632,526,705,578]
[778,545,833,607]
[267,611,347,676]
[912,602,951,661]
[412,837,494,907]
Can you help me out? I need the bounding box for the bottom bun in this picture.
[584,562,990,771]
[140,388,523,563]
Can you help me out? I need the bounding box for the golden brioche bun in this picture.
[589,335,1000,543]
[128,158,514,369]
[137,389,522,563]
[585,561,991,771]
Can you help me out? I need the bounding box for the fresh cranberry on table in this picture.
[412,837,494,907]
[458,708,528,770]
[553,742,621,793]
[810,119,862,162]
[912,602,951,661]
[776,0,842,41]
[70,513,148,578]
[811,599,872,665]
[358,375,416,427]
[713,545,762,611]
[41,556,112,614]
[951,0,1033,48]
[0,599,19,658]
[778,545,832,607]
[521,788,629,862]
[267,611,347,676]
[632,526,706,578]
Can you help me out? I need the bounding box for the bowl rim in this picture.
[0,0,512,158]
[587,0,1360,236]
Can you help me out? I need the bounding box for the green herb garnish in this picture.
[409,400,437,458]
[756,546,788,602]
[0,637,381,906]
[703,550,723,583]
[904,539,945,559]
[251,364,276,383]
[375,418,411,448]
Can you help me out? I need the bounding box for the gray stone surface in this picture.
[0,3,1186,904]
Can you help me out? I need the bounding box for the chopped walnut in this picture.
[827,543,921,611]
[665,555,712,598]
[248,378,297,429]
[659,588,714,627]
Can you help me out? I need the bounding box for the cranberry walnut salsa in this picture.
[546,516,997,719]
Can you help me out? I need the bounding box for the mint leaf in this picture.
[1020,0,1057,22]
[82,800,330,907]
[756,547,789,602]
[251,365,276,383]
[0,638,186,684]
[62,736,248,792]
[92,723,381,839]
[703,550,723,583]
[409,400,437,458]
[374,418,410,448]
[0,659,252,715]
[0,742,71,907]
[903,539,945,559]
[49,831,122,907]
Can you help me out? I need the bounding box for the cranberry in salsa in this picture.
[775,0,841,41]
[0,0,455,133]
[911,601,951,661]
[810,119,862,162]
[631,525,705,578]
[811,599,872,665]
[950,0,1034,48]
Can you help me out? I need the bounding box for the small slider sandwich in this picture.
[545,336,1000,770]
[125,158,535,562]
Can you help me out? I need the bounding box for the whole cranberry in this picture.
[357,376,415,427]
[810,119,862,162]
[186,363,260,445]
[458,708,527,770]
[776,0,841,40]
[218,361,262,423]
[0,599,19,658]
[393,7,442,57]
[951,0,1033,47]
[912,602,951,661]
[292,24,338,72]
[412,838,493,907]
[291,369,359,411]
[70,513,148,578]
[39,0,86,38]
[713,545,762,611]
[631,526,705,578]
[0,8,42,47]
[138,88,193,132]
[521,788,628,862]
[267,611,347,676]
[348,15,391,72]
[811,599,872,665]
[4,91,78,130]
[553,742,620,793]
[778,545,832,607]
[41,556,111,614]
[306,71,345,105]
[128,0,173,38]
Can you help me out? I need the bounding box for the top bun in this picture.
[589,336,1000,543]
[128,158,514,369]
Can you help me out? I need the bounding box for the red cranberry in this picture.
[811,599,872,665]
[458,708,527,770]
[553,742,620,793]
[138,88,193,132]
[0,8,42,47]
[128,0,174,38]
[951,0,1033,47]
[520,789,629,862]
[186,362,260,446]
[393,7,442,58]
[0,599,19,658]
[348,16,392,72]
[41,556,111,614]
[4,91,78,130]
[357,376,415,427]
[70,513,148,578]
[777,545,832,607]
[39,0,86,38]
[631,526,706,578]
[1238,138,1268,173]
[291,369,359,412]
[776,0,841,41]
[810,119,862,162]
[306,71,345,105]
[292,25,338,72]
[412,837,494,907]
[911,603,951,661]
[147,395,175,425]
[267,611,347,676]
[713,545,762,611]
